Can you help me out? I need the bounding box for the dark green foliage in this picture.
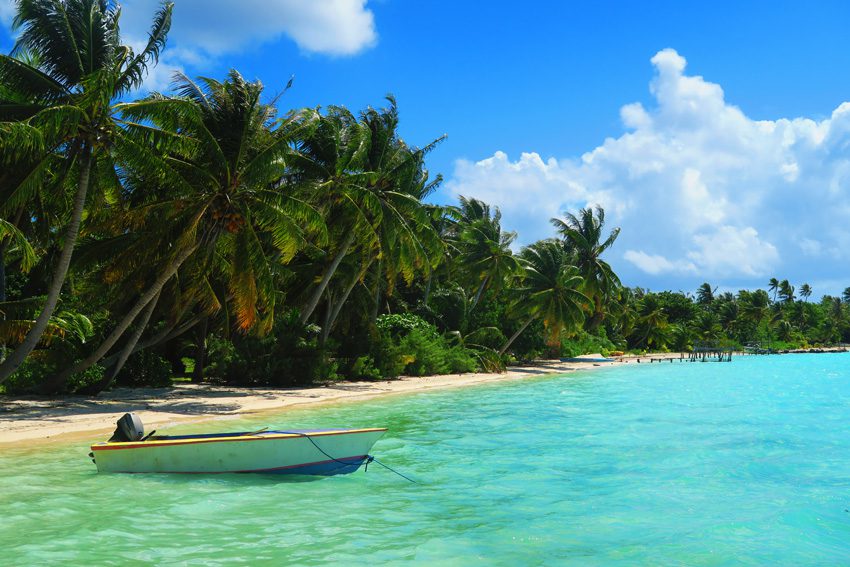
[4,355,54,394]
[560,330,617,358]
[372,314,478,377]
[115,351,171,388]
[349,355,382,380]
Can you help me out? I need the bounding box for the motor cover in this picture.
[108,412,144,442]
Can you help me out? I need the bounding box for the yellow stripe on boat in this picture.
[91,428,388,451]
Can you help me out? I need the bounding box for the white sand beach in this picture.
[0,358,620,446]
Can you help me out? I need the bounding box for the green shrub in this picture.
[209,310,332,386]
[400,328,450,376]
[372,314,479,377]
[4,356,55,394]
[444,346,479,373]
[115,351,171,387]
[69,364,106,391]
[376,313,437,337]
[350,355,382,380]
[560,330,617,358]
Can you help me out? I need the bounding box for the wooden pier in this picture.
[634,342,734,364]
[688,341,733,362]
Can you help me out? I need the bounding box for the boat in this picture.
[90,413,387,475]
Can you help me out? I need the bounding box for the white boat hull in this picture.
[91,428,387,475]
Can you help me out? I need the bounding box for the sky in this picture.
[3,0,850,298]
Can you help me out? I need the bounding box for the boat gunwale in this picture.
[91,427,387,451]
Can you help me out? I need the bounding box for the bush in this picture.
[4,356,55,394]
[69,364,106,391]
[443,346,479,373]
[115,350,172,387]
[350,355,382,380]
[560,330,617,358]
[5,356,107,394]
[372,314,480,377]
[205,310,335,386]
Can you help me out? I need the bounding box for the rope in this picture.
[368,457,419,484]
[280,430,418,483]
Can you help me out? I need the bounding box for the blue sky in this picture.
[3,1,850,298]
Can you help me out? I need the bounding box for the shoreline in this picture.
[0,358,619,448]
[2,348,845,448]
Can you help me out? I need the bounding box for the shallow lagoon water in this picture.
[2,354,850,565]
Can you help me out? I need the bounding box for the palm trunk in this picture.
[471,275,489,309]
[98,308,202,370]
[0,239,6,303]
[43,244,196,393]
[299,231,356,324]
[499,316,536,356]
[321,263,368,344]
[423,269,433,305]
[77,290,161,396]
[0,240,6,363]
[319,294,334,347]
[0,147,92,384]
[370,259,383,325]
[192,316,209,383]
[586,295,605,332]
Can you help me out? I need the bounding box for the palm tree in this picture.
[454,198,523,308]
[0,0,173,383]
[778,280,795,304]
[800,283,812,303]
[45,70,323,392]
[696,282,715,306]
[551,205,620,330]
[768,278,780,302]
[632,294,669,349]
[293,99,442,325]
[499,240,587,355]
[693,310,722,341]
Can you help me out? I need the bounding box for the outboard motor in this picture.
[108,412,144,442]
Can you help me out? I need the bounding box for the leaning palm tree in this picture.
[499,240,588,355]
[551,205,620,330]
[0,0,173,383]
[696,282,715,306]
[453,197,523,308]
[768,278,780,303]
[799,283,812,303]
[293,98,442,325]
[43,70,323,392]
[778,279,795,304]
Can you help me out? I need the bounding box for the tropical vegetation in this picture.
[1,1,848,395]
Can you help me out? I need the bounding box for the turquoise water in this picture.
[2,354,850,565]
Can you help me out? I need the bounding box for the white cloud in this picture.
[122,0,376,57]
[799,238,822,256]
[687,226,779,277]
[0,1,12,26]
[1,1,377,91]
[622,251,696,276]
[444,48,850,289]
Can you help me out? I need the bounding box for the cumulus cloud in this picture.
[1,1,377,90]
[121,0,376,57]
[445,48,850,290]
